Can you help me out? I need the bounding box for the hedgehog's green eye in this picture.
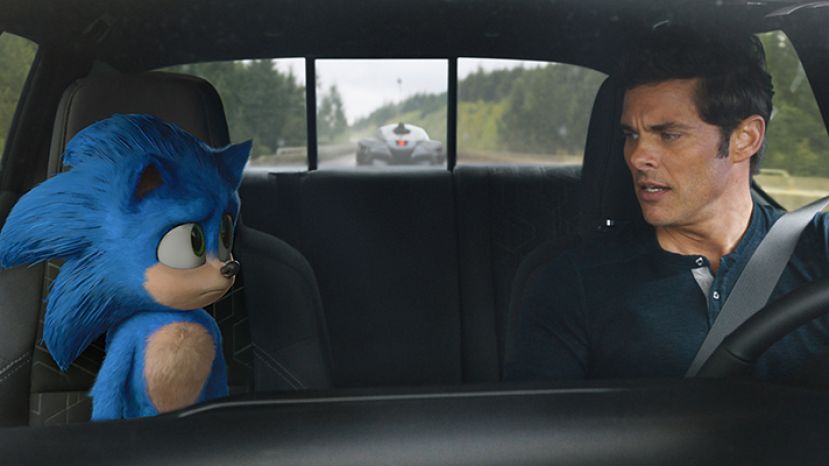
[157,223,207,269]
[218,214,234,261]
[191,224,206,257]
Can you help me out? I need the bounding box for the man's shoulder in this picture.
[811,209,829,235]
[755,201,828,235]
[800,206,829,253]
[757,201,829,241]
[754,201,829,264]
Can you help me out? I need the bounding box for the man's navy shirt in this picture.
[504,203,829,380]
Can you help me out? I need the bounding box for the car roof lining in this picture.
[0,0,807,74]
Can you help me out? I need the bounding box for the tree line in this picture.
[354,64,607,157]
[0,31,826,176]
[759,32,829,178]
[355,31,829,177]
[167,60,307,157]
[0,33,37,153]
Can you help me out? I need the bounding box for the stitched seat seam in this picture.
[252,344,306,389]
[0,352,31,375]
[0,353,32,384]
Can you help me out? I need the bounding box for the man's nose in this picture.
[626,138,659,170]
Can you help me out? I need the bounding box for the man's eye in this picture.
[661,132,680,141]
[622,131,638,142]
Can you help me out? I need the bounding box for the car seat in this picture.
[503,76,642,375]
[0,70,332,426]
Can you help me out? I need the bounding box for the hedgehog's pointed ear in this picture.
[131,158,170,203]
[217,141,252,188]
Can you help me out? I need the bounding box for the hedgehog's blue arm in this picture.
[89,329,135,421]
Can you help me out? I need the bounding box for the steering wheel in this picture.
[697,275,829,377]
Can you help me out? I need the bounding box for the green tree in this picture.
[498,64,605,155]
[168,60,306,157]
[317,85,348,143]
[459,66,524,103]
[0,33,37,152]
[760,31,829,177]
[400,93,445,118]
[352,63,607,156]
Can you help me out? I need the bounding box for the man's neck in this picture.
[655,197,754,274]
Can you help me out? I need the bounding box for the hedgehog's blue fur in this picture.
[0,114,250,377]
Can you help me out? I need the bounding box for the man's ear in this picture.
[730,115,766,164]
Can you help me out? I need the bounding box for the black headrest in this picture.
[578,76,644,234]
[48,71,229,176]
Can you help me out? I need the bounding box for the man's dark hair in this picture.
[620,25,774,174]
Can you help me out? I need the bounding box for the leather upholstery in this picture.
[240,165,583,386]
[503,76,640,376]
[454,165,582,381]
[235,224,332,390]
[48,71,230,175]
[578,76,644,233]
[242,170,463,387]
[0,264,43,427]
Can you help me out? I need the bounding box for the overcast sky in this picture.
[274,58,544,124]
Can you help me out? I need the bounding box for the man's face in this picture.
[620,79,733,229]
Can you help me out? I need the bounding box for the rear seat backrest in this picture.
[503,76,641,376]
[0,71,332,427]
[242,165,583,386]
[454,165,582,381]
[48,72,231,176]
[242,169,463,387]
[578,76,643,233]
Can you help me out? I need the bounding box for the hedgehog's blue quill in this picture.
[0,114,251,420]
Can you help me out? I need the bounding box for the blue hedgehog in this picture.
[0,114,251,420]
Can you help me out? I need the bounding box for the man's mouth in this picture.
[637,180,671,202]
[639,181,670,193]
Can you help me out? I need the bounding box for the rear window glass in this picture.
[0,32,37,159]
[164,58,307,170]
[456,58,606,166]
[754,31,829,210]
[315,59,447,169]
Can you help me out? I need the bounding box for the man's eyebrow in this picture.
[619,121,695,135]
[648,122,693,132]
[618,121,693,133]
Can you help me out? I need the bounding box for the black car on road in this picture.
[356,123,444,166]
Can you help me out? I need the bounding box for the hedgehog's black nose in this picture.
[221,260,241,278]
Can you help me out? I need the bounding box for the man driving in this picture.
[504,26,829,380]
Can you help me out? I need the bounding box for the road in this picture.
[249,143,356,168]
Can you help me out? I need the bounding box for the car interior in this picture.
[2,0,829,464]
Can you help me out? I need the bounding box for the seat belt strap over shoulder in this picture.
[686,195,829,377]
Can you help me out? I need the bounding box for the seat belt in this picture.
[686,194,829,377]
